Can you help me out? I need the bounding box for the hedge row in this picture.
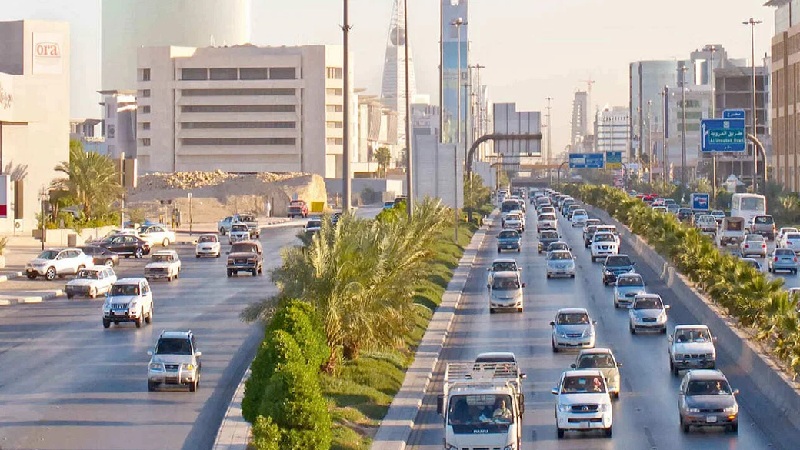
[565,184,800,377]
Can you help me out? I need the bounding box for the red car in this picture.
[288,200,309,218]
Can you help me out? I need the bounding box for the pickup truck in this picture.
[749,215,776,240]
[694,214,718,236]
[288,200,309,218]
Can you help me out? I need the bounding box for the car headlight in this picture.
[687,407,700,413]
[557,403,571,412]
[149,363,164,371]
[503,444,516,450]
[724,405,738,414]
[182,363,196,371]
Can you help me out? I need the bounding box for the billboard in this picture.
[32,32,64,75]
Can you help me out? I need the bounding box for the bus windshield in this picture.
[741,197,765,210]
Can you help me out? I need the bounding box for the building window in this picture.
[180,105,296,113]
[327,137,344,145]
[326,67,343,79]
[140,105,151,114]
[140,68,151,82]
[326,121,343,129]
[181,68,208,80]
[181,121,296,129]
[141,122,151,130]
[181,88,295,96]
[270,67,297,80]
[326,105,343,113]
[139,89,151,98]
[140,138,151,146]
[107,124,116,139]
[326,88,343,96]
[210,68,238,80]
[240,68,270,80]
[181,137,296,146]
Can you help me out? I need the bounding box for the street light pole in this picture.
[647,100,653,184]
[452,17,464,242]
[404,0,413,217]
[680,63,688,188]
[342,0,352,213]
[546,97,553,180]
[743,18,762,193]
[709,45,717,200]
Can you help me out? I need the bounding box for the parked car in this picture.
[546,250,576,279]
[229,223,251,244]
[145,250,182,282]
[613,272,646,309]
[226,241,264,277]
[570,348,622,399]
[65,266,117,299]
[668,325,717,375]
[739,233,767,258]
[288,200,309,218]
[551,369,613,438]
[147,330,202,392]
[195,234,221,258]
[487,258,520,288]
[749,214,776,240]
[768,248,799,274]
[102,278,153,329]
[25,248,94,280]
[628,293,669,334]
[602,254,636,285]
[550,308,596,352]
[79,245,120,267]
[678,370,739,433]
[100,235,151,259]
[138,224,176,247]
[488,271,526,313]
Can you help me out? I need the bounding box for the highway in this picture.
[407,205,800,450]
[0,226,300,450]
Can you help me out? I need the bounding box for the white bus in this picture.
[730,193,766,224]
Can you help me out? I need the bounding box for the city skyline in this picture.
[2,0,775,157]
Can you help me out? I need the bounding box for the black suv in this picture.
[602,254,636,285]
[226,241,264,277]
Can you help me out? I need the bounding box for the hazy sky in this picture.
[2,0,777,154]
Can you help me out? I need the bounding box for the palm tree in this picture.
[52,140,123,219]
[374,147,392,178]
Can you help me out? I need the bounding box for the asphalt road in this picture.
[0,226,300,450]
[407,206,799,450]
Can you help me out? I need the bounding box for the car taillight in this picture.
[775,257,780,262]
[762,244,766,248]
[794,257,798,262]
[744,244,749,248]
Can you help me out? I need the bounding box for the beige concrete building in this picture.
[136,44,354,178]
[0,20,70,232]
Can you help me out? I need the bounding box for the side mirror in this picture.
[733,389,740,396]
[147,350,153,356]
[521,283,527,288]
[551,388,559,395]
[520,373,527,379]
[616,362,622,367]
[549,321,556,326]
[195,351,202,357]
[665,305,671,310]
[436,395,444,415]
[570,363,577,368]
[713,336,718,342]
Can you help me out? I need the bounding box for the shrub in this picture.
[251,416,280,450]
[267,299,329,370]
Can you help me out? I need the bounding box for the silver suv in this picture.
[102,278,153,329]
[147,330,202,392]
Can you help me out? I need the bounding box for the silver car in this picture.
[739,233,767,257]
[570,348,622,399]
[613,273,646,308]
[550,308,596,352]
[678,370,739,433]
[628,294,669,334]
[546,250,576,279]
[147,330,202,392]
[488,271,526,313]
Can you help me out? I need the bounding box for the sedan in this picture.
[550,308,596,352]
[779,232,800,253]
[678,370,739,433]
[613,273,646,308]
[740,233,767,258]
[100,235,151,259]
[768,248,799,274]
[79,245,120,267]
[546,250,576,279]
[629,293,669,334]
[195,234,221,258]
[570,209,589,227]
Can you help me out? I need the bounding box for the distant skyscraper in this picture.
[380,0,417,144]
[441,0,468,144]
[571,91,589,147]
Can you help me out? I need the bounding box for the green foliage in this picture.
[51,140,123,220]
[374,147,392,178]
[251,416,280,450]
[464,174,492,220]
[268,300,330,370]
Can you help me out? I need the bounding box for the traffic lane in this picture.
[0,227,297,450]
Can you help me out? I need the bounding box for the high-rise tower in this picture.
[441,0,468,145]
[380,0,417,143]
[571,90,589,147]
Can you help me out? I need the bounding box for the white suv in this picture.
[668,325,716,376]
[552,369,613,438]
[65,267,117,299]
[102,278,154,329]
[147,330,202,392]
[26,248,94,280]
[591,232,619,262]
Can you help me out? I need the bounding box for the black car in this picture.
[99,235,151,259]
[538,230,560,254]
[677,208,694,222]
[602,254,636,285]
[79,245,120,267]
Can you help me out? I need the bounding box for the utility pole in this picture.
[469,64,485,158]
[546,97,553,180]
[743,18,762,193]
[709,45,718,199]
[680,63,688,188]
[647,101,653,184]
[452,17,465,242]
[341,0,352,213]
[404,0,413,217]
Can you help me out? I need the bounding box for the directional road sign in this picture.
[569,153,605,169]
[605,151,622,170]
[723,109,746,119]
[701,118,746,152]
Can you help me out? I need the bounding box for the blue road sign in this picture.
[569,153,605,169]
[605,151,622,169]
[701,118,746,152]
[723,109,746,119]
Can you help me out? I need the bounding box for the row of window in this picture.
[181,88,296,96]
[180,67,297,81]
[327,138,343,145]
[181,121,296,129]
[326,105,343,113]
[326,88,343,96]
[326,121,343,129]
[181,138,297,146]
[180,105,296,113]
[326,67,343,79]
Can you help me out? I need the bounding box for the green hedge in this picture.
[564,184,800,376]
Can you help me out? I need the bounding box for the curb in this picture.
[0,289,64,306]
[212,369,251,450]
[0,271,22,284]
[370,216,494,450]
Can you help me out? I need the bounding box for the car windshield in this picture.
[742,197,766,210]
[712,210,725,216]
[606,256,632,266]
[111,284,139,296]
[498,230,519,239]
[447,394,515,426]
[586,226,597,234]
[492,262,517,272]
[198,235,218,243]
[76,270,98,279]
[492,277,521,290]
[152,254,173,262]
[540,214,556,221]
[674,329,711,343]
[634,298,663,309]
[231,243,258,253]
[548,243,568,251]
[686,380,732,396]
[37,250,59,260]
[595,234,615,242]
[155,338,193,355]
[238,215,255,222]
[548,252,572,261]
[506,214,520,221]
[746,234,764,241]
[541,231,558,239]
[307,220,322,228]
[755,216,773,224]
[561,375,606,393]
[617,276,643,287]
[577,354,616,369]
[232,225,248,232]
[558,312,589,324]
[573,210,586,215]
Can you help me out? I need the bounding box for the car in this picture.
[718,217,746,247]
[497,229,522,253]
[488,270,525,313]
[628,293,669,334]
[145,250,182,282]
[678,369,739,433]
[694,214,718,235]
[779,232,800,253]
[147,330,202,392]
[305,217,323,236]
[226,240,264,277]
[777,227,799,244]
[583,225,600,248]
[383,201,395,210]
[667,204,680,214]
[138,224,176,247]
[570,209,589,227]
[739,233,767,257]
[65,267,117,299]
[710,210,726,225]
[538,230,561,254]
[570,348,622,399]
[551,369,613,438]
[613,273,646,308]
[669,325,717,375]
[79,245,120,267]
[102,278,154,329]
[100,235,151,259]
[652,205,669,214]
[217,216,237,235]
[487,258,520,288]
[564,204,582,219]
[602,254,636,285]
[195,233,221,258]
[235,213,261,239]
[583,218,602,234]
[503,212,525,233]
[595,225,620,244]
[739,257,762,271]
[288,200,309,218]
[591,232,619,262]
[550,308,596,352]
[25,248,94,280]
[677,208,694,222]
[537,213,557,232]
[546,250,576,279]
[539,206,556,216]
[749,214,776,240]
[547,241,571,253]
[767,248,798,274]
[229,223,251,244]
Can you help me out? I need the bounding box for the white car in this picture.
[488,271,526,313]
[550,308,596,352]
[229,223,251,244]
[777,227,799,246]
[546,250,576,279]
[652,206,668,214]
[552,369,613,438]
[628,293,669,334]
[25,248,94,281]
[503,213,524,232]
[487,258,520,288]
[537,213,558,232]
[779,232,800,253]
[668,325,716,376]
[145,250,182,281]
[591,232,619,262]
[138,224,177,247]
[195,234,221,258]
[595,225,620,244]
[102,278,154,329]
[65,267,117,299]
[570,209,589,227]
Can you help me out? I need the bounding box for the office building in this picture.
[492,103,541,177]
[595,107,630,156]
[571,91,590,147]
[0,20,71,232]
[355,93,399,177]
[136,44,355,178]
[630,61,679,161]
[70,118,107,155]
[380,0,417,144]
[102,0,251,91]
[99,90,137,160]
[441,0,469,144]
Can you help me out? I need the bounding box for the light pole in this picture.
[404,0,413,217]
[661,86,668,183]
[546,97,553,180]
[341,0,352,213]
[39,187,48,251]
[647,100,653,184]
[709,45,718,199]
[188,192,193,236]
[680,63,688,188]
[452,17,465,242]
[743,18,762,193]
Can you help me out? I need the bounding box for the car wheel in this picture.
[673,363,680,377]
[45,267,57,281]
[135,314,143,328]
[552,341,558,353]
[557,428,565,439]
[145,307,152,324]
[662,327,667,334]
[517,307,523,313]
[67,293,74,299]
[728,423,738,433]
[162,238,169,247]
[546,274,551,279]
[629,325,636,335]
[102,319,110,329]
[604,426,612,438]
[196,254,201,259]
[497,247,501,253]
[167,275,172,282]
[135,248,143,259]
[489,308,495,314]
[219,227,226,235]
[27,273,37,279]
[681,419,690,434]
[89,288,97,299]
[189,380,198,392]
[258,267,263,275]
[216,253,221,258]
[227,270,233,277]
[768,266,772,273]
[517,248,521,253]
[148,381,157,392]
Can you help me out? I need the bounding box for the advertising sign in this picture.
[32,32,64,75]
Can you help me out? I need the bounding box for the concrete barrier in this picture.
[585,205,800,430]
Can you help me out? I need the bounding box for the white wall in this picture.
[413,135,462,209]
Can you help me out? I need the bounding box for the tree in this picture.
[51,140,123,219]
[464,174,491,219]
[374,147,392,178]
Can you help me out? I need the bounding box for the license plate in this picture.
[706,416,717,423]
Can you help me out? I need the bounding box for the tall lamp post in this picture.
[680,63,688,188]
[452,17,465,242]
[341,0,352,213]
[404,0,413,217]
[545,97,553,180]
[709,45,718,199]
[743,18,762,193]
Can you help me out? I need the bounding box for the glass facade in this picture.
[441,0,469,145]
